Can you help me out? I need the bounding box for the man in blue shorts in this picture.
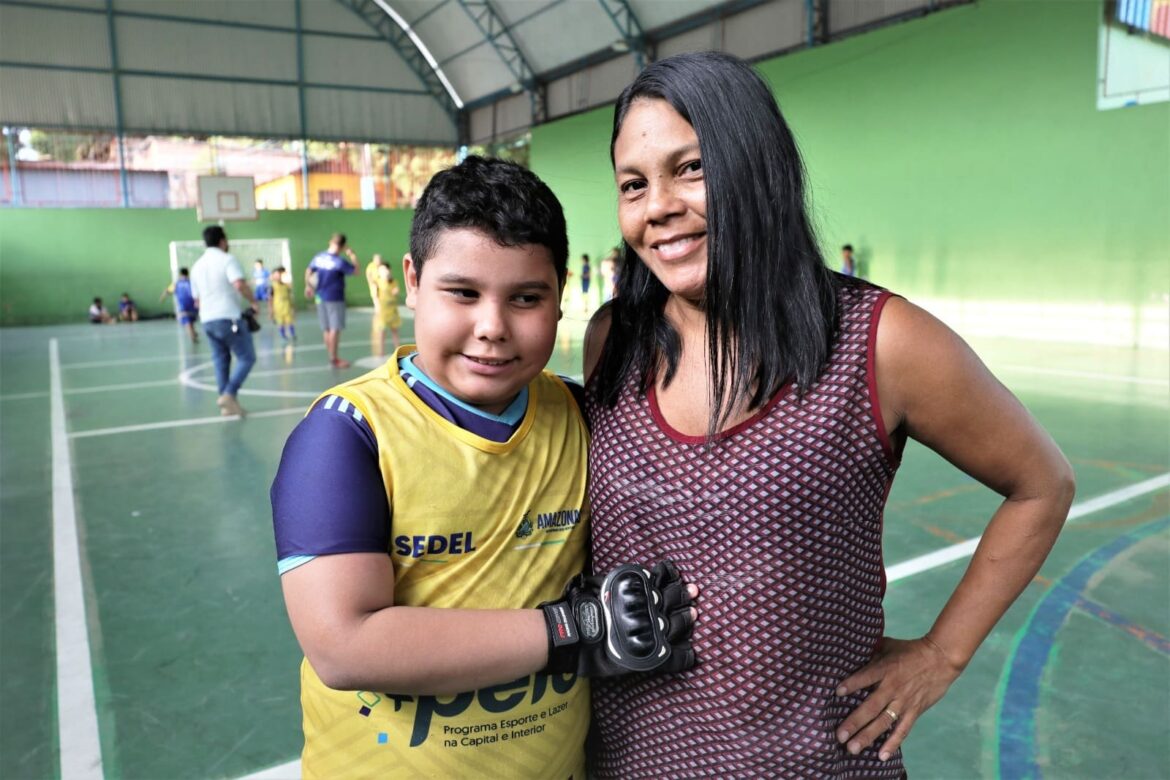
[305,233,358,368]
[271,157,696,778]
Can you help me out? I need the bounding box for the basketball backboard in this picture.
[196,175,258,221]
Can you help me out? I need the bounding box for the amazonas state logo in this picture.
[515,511,533,539]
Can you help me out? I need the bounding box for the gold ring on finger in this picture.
[884,708,899,722]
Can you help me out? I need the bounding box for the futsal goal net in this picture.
[167,238,292,312]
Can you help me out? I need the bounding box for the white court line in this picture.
[997,364,1169,387]
[50,339,104,779]
[60,340,353,370]
[20,356,361,400]
[178,362,321,400]
[886,473,1170,582]
[239,760,301,780]
[65,342,381,438]
[51,328,187,344]
[68,407,305,439]
[0,390,49,401]
[63,353,190,370]
[178,339,378,400]
[65,378,177,395]
[248,364,338,379]
[233,474,1170,780]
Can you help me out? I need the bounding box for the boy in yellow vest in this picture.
[366,253,402,356]
[271,157,695,779]
[269,266,296,341]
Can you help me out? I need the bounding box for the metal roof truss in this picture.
[596,0,649,67]
[454,0,544,125]
[334,0,461,122]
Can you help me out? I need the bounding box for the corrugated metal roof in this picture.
[0,0,952,145]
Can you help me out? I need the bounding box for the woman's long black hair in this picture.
[593,51,841,439]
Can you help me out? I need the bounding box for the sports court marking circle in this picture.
[178,359,353,399]
[996,516,1170,777]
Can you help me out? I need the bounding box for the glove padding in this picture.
[540,560,695,677]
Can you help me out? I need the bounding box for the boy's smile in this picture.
[404,228,562,415]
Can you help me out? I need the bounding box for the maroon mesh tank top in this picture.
[585,283,905,778]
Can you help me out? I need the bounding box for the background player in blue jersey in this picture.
[117,292,138,322]
[160,267,199,343]
[304,233,358,368]
[272,157,696,778]
[580,252,592,312]
[252,260,271,308]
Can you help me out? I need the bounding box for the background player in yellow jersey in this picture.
[364,252,384,300]
[269,266,296,342]
[272,156,696,779]
[366,253,401,356]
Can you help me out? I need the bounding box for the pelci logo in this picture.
[515,511,533,539]
[388,673,578,746]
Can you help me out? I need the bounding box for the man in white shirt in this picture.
[190,226,257,417]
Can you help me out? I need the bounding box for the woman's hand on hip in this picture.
[834,635,963,761]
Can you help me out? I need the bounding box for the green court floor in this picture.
[1,309,1167,779]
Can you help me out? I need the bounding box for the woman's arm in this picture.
[836,296,1075,760]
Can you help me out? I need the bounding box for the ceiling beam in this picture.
[438,0,566,67]
[595,0,650,68]
[5,120,450,147]
[0,61,430,96]
[105,0,129,206]
[334,0,461,124]
[0,0,384,42]
[808,0,830,45]
[454,0,545,126]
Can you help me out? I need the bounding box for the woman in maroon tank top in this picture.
[583,52,1075,778]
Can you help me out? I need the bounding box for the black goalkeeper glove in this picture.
[539,560,695,677]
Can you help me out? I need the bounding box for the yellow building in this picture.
[254,148,457,209]
[255,162,377,210]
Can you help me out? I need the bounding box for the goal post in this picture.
[167,238,293,313]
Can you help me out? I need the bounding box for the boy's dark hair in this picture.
[275,265,286,273]
[409,156,568,286]
[203,225,226,247]
[330,233,347,249]
[597,51,841,438]
[842,244,853,252]
[178,267,189,276]
[93,297,102,305]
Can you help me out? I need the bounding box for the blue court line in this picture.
[996,517,1170,780]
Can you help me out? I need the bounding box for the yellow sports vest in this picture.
[299,346,590,779]
[270,281,293,322]
[375,276,399,309]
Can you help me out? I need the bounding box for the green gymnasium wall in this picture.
[0,208,413,325]
[531,0,1169,325]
